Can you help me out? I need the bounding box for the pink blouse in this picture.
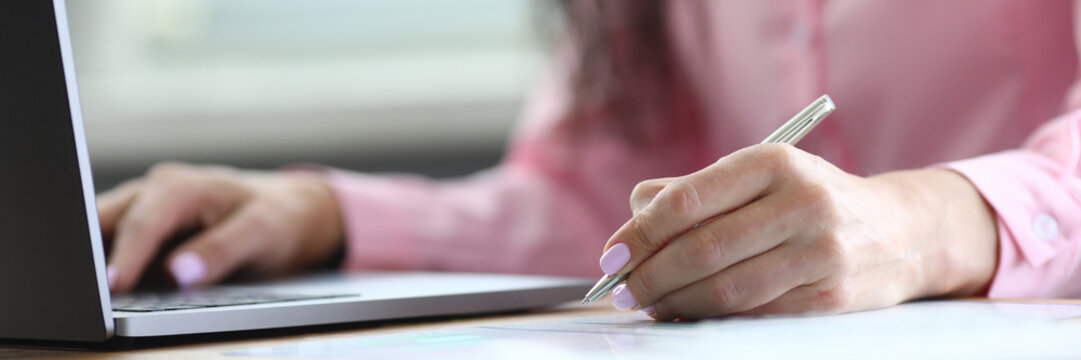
[329,1,1081,298]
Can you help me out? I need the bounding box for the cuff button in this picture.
[1032,213,1059,242]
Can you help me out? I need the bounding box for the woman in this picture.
[99,1,1081,320]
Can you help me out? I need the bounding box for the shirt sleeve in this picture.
[326,62,707,277]
[944,112,1081,298]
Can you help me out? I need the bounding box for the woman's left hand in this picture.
[599,143,998,320]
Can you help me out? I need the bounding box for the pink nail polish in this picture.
[599,243,631,275]
[639,305,655,314]
[611,284,638,311]
[170,252,207,288]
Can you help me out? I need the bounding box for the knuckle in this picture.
[147,162,189,180]
[758,143,799,175]
[663,180,703,218]
[799,184,842,220]
[631,270,660,302]
[630,179,658,199]
[117,215,153,238]
[813,234,843,258]
[812,235,851,273]
[685,230,729,267]
[629,180,661,212]
[709,278,740,308]
[629,215,664,251]
[814,285,851,310]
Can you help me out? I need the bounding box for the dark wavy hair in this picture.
[552,0,701,145]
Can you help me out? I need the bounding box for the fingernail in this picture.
[106,266,117,290]
[170,252,207,288]
[599,243,631,275]
[611,284,638,311]
[639,305,655,314]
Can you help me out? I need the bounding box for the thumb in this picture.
[166,204,276,288]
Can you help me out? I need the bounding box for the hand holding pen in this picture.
[581,94,996,320]
[583,95,835,306]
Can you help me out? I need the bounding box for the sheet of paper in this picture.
[225,301,1081,360]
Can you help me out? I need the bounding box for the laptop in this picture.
[0,0,591,343]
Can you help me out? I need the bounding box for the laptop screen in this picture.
[0,0,112,342]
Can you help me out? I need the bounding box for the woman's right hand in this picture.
[97,163,344,293]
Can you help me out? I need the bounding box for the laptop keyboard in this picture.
[111,290,358,312]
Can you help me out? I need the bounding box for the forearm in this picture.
[327,164,638,275]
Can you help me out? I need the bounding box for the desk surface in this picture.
[0,301,619,360]
[3,299,1080,360]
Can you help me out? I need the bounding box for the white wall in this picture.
[66,0,546,174]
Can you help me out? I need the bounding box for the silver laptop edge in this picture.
[54,0,117,339]
[112,272,591,337]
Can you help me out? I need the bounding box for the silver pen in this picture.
[581,94,836,305]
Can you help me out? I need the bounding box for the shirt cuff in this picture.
[943,152,1081,298]
[323,168,423,271]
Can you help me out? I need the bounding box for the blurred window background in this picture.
[66,0,547,189]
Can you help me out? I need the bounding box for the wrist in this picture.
[869,169,998,299]
[284,172,345,269]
